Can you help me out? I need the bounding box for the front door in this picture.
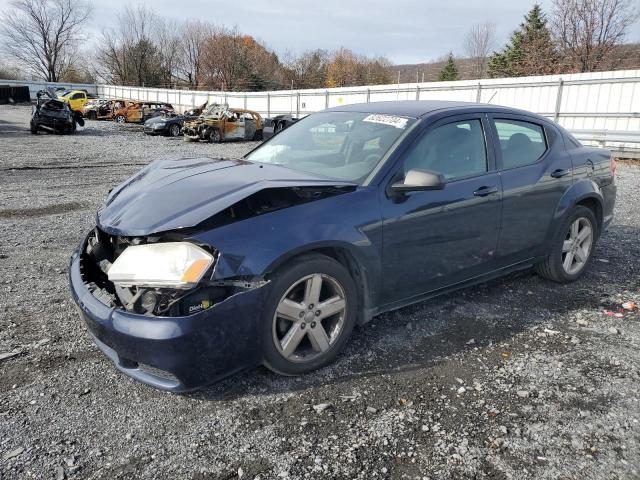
[380,115,502,304]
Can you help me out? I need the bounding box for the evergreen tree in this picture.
[438,53,459,81]
[488,4,559,78]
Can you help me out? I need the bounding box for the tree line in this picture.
[440,0,638,81]
[0,0,637,89]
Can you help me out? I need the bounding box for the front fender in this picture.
[189,187,383,304]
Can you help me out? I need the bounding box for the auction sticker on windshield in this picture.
[363,114,409,129]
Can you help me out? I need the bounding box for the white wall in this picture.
[3,70,639,154]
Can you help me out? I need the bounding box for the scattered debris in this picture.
[3,447,24,461]
[604,310,624,318]
[622,302,637,311]
[0,350,21,362]
[312,403,332,414]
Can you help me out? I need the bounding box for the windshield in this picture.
[245,111,415,183]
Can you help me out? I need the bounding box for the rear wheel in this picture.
[115,115,126,124]
[30,123,38,134]
[262,254,357,375]
[535,205,597,283]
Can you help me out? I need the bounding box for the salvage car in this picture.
[83,99,127,120]
[182,104,263,142]
[113,102,174,124]
[143,103,207,137]
[69,100,616,391]
[262,114,298,140]
[58,89,96,113]
[31,89,84,134]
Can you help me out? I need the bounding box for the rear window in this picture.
[494,119,547,169]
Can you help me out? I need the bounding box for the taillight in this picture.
[610,154,617,178]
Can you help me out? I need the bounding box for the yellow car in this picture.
[58,90,92,114]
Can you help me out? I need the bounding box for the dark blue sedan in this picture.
[69,101,616,391]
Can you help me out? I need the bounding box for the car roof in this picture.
[326,100,543,120]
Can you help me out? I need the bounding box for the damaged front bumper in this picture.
[68,243,267,392]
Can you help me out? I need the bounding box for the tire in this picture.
[262,253,358,376]
[274,122,284,134]
[30,123,38,134]
[115,115,126,124]
[208,128,221,143]
[252,129,263,141]
[169,124,180,137]
[534,205,598,283]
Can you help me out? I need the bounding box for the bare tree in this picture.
[177,20,212,89]
[552,0,639,72]
[97,4,164,86]
[0,0,92,82]
[464,22,497,78]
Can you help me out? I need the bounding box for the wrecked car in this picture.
[31,89,84,134]
[182,104,263,142]
[83,99,127,120]
[69,101,616,392]
[112,102,174,124]
[58,89,97,114]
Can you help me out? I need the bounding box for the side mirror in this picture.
[390,168,446,194]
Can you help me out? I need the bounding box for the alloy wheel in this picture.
[170,124,180,136]
[562,217,593,275]
[272,273,347,363]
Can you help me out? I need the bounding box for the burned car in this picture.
[69,101,616,392]
[182,104,263,142]
[84,99,127,120]
[30,89,84,134]
[113,102,174,124]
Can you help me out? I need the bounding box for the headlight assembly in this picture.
[107,242,214,289]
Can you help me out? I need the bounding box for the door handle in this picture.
[473,186,498,197]
[550,168,570,178]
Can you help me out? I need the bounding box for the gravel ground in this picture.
[1,104,639,480]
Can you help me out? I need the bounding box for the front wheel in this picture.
[169,124,180,137]
[535,205,598,283]
[262,254,357,375]
[115,115,126,124]
[208,128,221,143]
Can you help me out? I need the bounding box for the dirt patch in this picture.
[0,202,88,218]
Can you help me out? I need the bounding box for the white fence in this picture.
[2,70,639,156]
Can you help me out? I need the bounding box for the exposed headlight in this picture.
[107,242,214,289]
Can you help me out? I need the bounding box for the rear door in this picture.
[488,114,573,264]
[380,114,503,304]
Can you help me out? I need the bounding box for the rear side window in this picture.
[403,119,487,181]
[494,119,547,169]
[71,92,84,100]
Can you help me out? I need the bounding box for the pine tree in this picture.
[438,53,459,81]
[488,4,559,78]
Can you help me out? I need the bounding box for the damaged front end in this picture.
[70,227,269,391]
[80,227,265,318]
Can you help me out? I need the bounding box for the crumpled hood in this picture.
[97,157,355,236]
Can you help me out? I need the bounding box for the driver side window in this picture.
[403,119,488,181]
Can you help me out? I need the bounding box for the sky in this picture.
[1,0,639,65]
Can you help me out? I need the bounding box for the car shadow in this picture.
[188,223,638,402]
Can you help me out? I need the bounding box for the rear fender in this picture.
[544,178,604,247]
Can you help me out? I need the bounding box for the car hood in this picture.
[97,157,356,236]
